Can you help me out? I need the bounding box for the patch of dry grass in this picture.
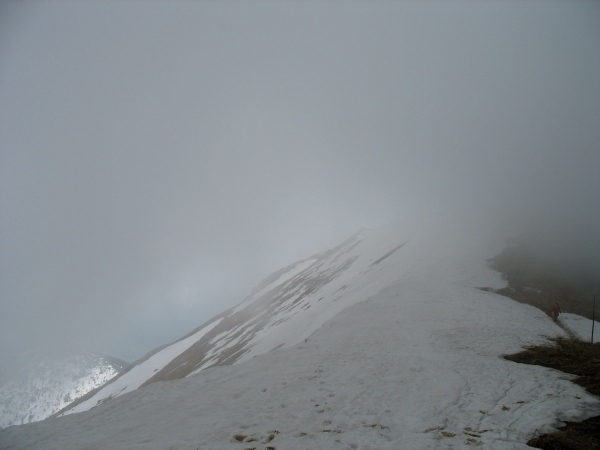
[505,339,600,448]
[527,415,600,450]
[505,338,600,396]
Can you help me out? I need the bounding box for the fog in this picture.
[1,1,599,372]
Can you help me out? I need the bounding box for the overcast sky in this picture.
[1,1,599,368]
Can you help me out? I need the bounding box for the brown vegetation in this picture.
[527,415,600,450]
[488,242,596,320]
[505,338,600,397]
[505,338,600,449]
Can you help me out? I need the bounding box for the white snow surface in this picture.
[63,258,320,416]
[0,353,123,429]
[2,221,599,449]
[65,317,224,414]
[560,312,600,342]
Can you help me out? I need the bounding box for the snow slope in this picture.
[61,226,417,415]
[560,312,600,342]
[2,221,599,449]
[0,352,126,429]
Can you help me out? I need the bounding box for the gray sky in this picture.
[1,1,599,367]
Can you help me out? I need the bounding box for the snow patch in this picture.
[64,317,223,415]
[560,312,600,342]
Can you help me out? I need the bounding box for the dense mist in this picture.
[1,1,599,375]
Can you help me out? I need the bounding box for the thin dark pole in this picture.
[592,295,596,344]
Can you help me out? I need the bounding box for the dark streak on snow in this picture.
[370,242,407,267]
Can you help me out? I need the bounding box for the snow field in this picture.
[2,238,598,449]
[559,312,600,343]
[66,317,224,414]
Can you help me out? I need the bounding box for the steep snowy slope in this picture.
[62,225,417,415]
[2,221,599,449]
[0,352,126,429]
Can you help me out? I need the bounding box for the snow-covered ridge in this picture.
[63,226,420,415]
[0,352,126,429]
[4,220,600,449]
